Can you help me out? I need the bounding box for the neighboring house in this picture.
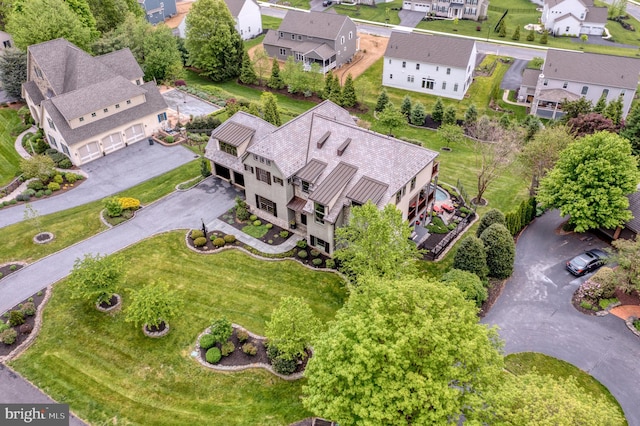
[139,0,178,25]
[263,10,358,73]
[0,31,13,50]
[541,0,607,36]
[22,38,168,166]
[402,0,489,21]
[176,0,261,40]
[525,49,640,120]
[600,185,640,240]
[382,31,477,101]
[205,100,440,255]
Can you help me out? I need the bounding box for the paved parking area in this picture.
[500,58,527,90]
[162,89,220,117]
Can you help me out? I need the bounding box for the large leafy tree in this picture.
[68,254,123,306]
[265,296,320,361]
[538,131,640,232]
[0,47,26,99]
[86,0,144,33]
[334,202,422,282]
[303,276,504,425]
[567,112,619,138]
[185,0,243,81]
[7,0,96,51]
[125,281,183,330]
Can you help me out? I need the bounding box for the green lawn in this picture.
[333,1,402,26]
[10,233,347,425]
[0,109,26,187]
[505,352,627,424]
[0,160,200,264]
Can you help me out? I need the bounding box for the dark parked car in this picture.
[322,0,332,6]
[566,249,608,276]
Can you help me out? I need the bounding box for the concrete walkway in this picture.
[482,212,640,425]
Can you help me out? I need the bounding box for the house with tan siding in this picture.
[22,38,168,166]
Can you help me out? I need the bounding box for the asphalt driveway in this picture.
[483,211,640,425]
[500,58,527,90]
[0,142,197,229]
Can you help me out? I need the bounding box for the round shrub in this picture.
[296,240,307,249]
[453,236,488,280]
[190,229,204,239]
[441,269,488,307]
[9,310,25,326]
[0,329,17,345]
[58,158,72,169]
[65,173,78,184]
[19,323,32,334]
[47,182,60,191]
[223,234,236,243]
[205,347,222,364]
[165,136,175,143]
[16,193,30,202]
[221,341,235,356]
[25,188,36,196]
[310,249,320,257]
[21,301,36,316]
[480,223,515,279]
[236,206,249,221]
[193,237,207,247]
[250,214,258,221]
[272,356,297,375]
[35,190,44,198]
[253,220,262,226]
[9,265,17,271]
[325,259,335,269]
[298,250,308,259]
[242,342,257,355]
[236,329,249,343]
[279,231,289,238]
[118,197,141,210]
[44,189,52,196]
[199,334,216,349]
[27,180,44,191]
[53,174,63,184]
[9,199,17,204]
[0,321,8,333]
[266,223,273,229]
[476,208,507,238]
[577,267,617,301]
[312,258,323,266]
[212,237,226,247]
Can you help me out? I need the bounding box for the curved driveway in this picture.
[483,212,640,425]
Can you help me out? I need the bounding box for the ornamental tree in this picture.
[453,236,488,280]
[410,101,426,125]
[267,58,285,89]
[375,89,389,112]
[377,103,405,135]
[537,131,640,232]
[125,281,183,330]
[334,202,423,282]
[68,254,123,306]
[400,95,412,119]
[20,155,55,183]
[185,0,244,81]
[303,276,504,425]
[480,223,516,279]
[567,112,619,138]
[265,296,320,361]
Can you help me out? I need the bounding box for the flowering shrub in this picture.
[576,267,617,302]
[118,197,141,210]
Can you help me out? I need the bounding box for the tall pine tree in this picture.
[341,74,357,107]
[261,92,281,126]
[267,58,285,89]
[239,51,257,84]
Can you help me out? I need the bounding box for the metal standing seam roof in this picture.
[295,159,328,183]
[542,49,640,90]
[211,121,256,147]
[287,196,308,212]
[346,176,389,206]
[309,161,358,205]
[384,31,476,69]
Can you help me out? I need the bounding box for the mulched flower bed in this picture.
[0,174,86,210]
[0,289,47,357]
[187,229,243,252]
[572,287,640,316]
[199,326,309,376]
[479,279,506,318]
[219,209,292,246]
[0,263,24,279]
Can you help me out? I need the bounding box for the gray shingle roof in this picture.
[543,49,640,90]
[95,49,144,81]
[224,0,257,17]
[42,82,167,146]
[310,162,358,205]
[584,7,607,24]
[627,189,640,233]
[385,31,475,69]
[521,68,540,87]
[23,81,44,105]
[278,10,351,40]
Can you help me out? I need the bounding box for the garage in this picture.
[102,132,124,154]
[125,124,145,144]
[78,141,101,163]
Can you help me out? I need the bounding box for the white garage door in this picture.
[416,3,429,11]
[125,124,145,144]
[102,132,124,154]
[78,141,101,163]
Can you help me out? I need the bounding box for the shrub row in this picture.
[505,197,537,236]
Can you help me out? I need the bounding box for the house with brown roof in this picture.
[22,38,168,166]
[541,0,607,37]
[263,10,358,73]
[205,101,440,254]
[402,0,488,21]
[526,49,640,120]
[382,31,477,101]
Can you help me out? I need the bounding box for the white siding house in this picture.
[224,0,262,40]
[382,31,476,101]
[541,0,607,36]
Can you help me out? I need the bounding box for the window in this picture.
[562,81,568,89]
[301,180,310,193]
[279,48,286,56]
[416,63,420,70]
[115,104,120,109]
[581,86,589,95]
[126,100,132,104]
[301,214,307,225]
[314,203,326,224]
[103,108,108,113]
[446,68,451,75]
[60,143,70,156]
[256,167,271,185]
[273,176,283,186]
[453,83,459,92]
[46,118,56,131]
[442,81,446,90]
[256,195,277,217]
[422,79,434,90]
[407,75,414,83]
[341,36,345,45]
[349,31,353,40]
[395,191,402,204]
[291,34,295,40]
[389,74,393,80]
[565,26,570,32]
[280,32,284,38]
[602,89,609,98]
[219,141,238,156]
[91,112,97,117]
[244,164,254,173]
[79,117,84,122]
[34,67,43,78]
[388,59,391,64]
[402,185,406,196]
[410,177,416,191]
[621,89,626,96]
[543,79,549,86]
[298,35,302,40]
[157,112,167,122]
[48,135,57,149]
[311,235,330,253]
[402,61,406,68]
[436,66,439,71]
[135,79,141,85]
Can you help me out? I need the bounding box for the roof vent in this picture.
[316,131,331,149]
[337,138,351,156]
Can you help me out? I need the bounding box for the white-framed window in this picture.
[388,59,391,64]
[562,81,568,89]
[454,83,459,92]
[390,74,393,79]
[126,100,131,105]
[256,195,277,217]
[407,75,414,83]
[416,63,420,70]
[157,112,167,122]
[442,81,446,90]
[115,104,120,109]
[543,79,549,86]
[395,191,402,204]
[291,34,295,40]
[422,78,434,90]
[46,118,56,131]
[219,141,238,156]
[103,108,108,113]
[279,48,286,56]
[136,79,141,85]
[244,164,254,173]
[446,68,451,75]
[301,180,310,193]
[402,61,406,68]
[349,31,353,40]
[79,117,84,122]
[311,235,330,252]
[341,36,345,45]
[410,177,416,191]
[602,88,609,97]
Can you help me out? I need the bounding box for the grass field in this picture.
[0,160,200,264]
[10,234,347,425]
[0,109,26,187]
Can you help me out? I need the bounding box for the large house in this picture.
[176,0,261,40]
[520,49,640,120]
[139,0,178,25]
[22,38,168,166]
[263,10,358,73]
[402,0,488,21]
[205,101,440,255]
[382,31,477,101]
[541,0,607,36]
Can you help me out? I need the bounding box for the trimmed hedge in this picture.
[476,209,506,237]
[453,236,488,280]
[480,223,515,279]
